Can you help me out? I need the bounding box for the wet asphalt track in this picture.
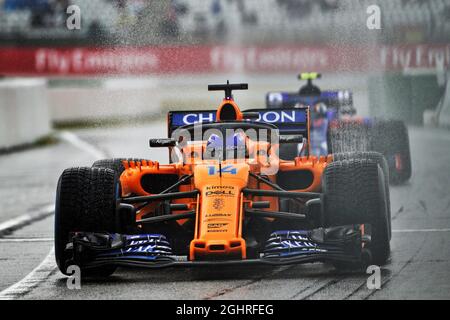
[0,120,449,300]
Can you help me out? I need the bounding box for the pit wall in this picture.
[49,78,162,123]
[438,80,450,128]
[369,71,450,127]
[368,73,444,125]
[433,71,450,128]
[47,73,371,125]
[0,70,448,152]
[0,78,51,150]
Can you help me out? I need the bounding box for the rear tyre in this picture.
[278,144,299,160]
[55,167,119,277]
[322,159,390,267]
[327,120,371,154]
[371,120,412,184]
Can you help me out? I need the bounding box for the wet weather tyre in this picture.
[92,158,146,175]
[278,144,299,160]
[371,120,412,184]
[333,151,391,239]
[327,120,371,154]
[55,167,119,277]
[322,159,390,265]
[333,152,388,186]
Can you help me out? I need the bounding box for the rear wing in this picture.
[266,90,353,109]
[167,108,308,138]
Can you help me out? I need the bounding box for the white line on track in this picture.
[0,131,108,300]
[58,131,107,160]
[2,130,450,299]
[0,238,54,243]
[0,204,54,236]
[0,249,56,300]
[392,228,450,233]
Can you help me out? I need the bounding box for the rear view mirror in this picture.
[149,138,177,148]
[242,112,260,120]
[279,135,304,144]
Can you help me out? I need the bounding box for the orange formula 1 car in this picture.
[55,82,391,277]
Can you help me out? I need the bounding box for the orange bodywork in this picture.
[119,98,333,261]
[190,162,248,259]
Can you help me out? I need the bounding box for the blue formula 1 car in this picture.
[266,73,412,184]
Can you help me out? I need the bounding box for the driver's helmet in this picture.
[206,132,247,158]
[313,102,328,115]
[206,133,223,150]
[294,102,306,109]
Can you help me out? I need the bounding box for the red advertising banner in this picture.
[0,44,449,76]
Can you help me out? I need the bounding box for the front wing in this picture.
[65,229,363,270]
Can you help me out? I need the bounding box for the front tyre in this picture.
[322,159,390,266]
[55,167,119,277]
[333,151,391,239]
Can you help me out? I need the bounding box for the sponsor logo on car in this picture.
[205,185,236,197]
[171,109,306,126]
[207,223,229,229]
[205,190,234,196]
[213,198,225,210]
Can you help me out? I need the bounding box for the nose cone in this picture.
[190,163,249,260]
